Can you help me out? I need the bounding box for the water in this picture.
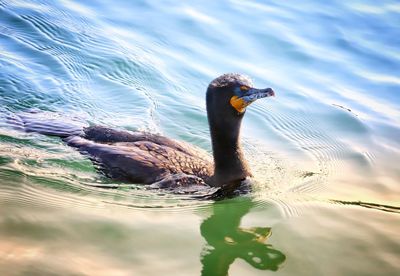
[0,0,399,275]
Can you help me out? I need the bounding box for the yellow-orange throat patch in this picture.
[230,96,247,113]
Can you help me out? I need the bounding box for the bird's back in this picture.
[66,126,214,184]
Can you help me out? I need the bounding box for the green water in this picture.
[1,0,399,275]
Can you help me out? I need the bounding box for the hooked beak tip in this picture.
[267,88,275,97]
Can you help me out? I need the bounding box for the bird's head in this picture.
[206,73,275,122]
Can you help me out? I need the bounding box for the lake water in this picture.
[0,0,399,275]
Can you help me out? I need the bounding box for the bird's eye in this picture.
[240,85,249,91]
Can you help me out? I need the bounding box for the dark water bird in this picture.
[11,74,275,192]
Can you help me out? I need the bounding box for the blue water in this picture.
[0,0,399,275]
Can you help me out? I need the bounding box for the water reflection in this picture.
[200,197,285,275]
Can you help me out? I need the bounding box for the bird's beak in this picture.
[230,87,275,113]
[242,87,275,103]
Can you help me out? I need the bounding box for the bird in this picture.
[11,73,275,192]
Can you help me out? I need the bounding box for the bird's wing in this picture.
[115,140,213,180]
[84,126,213,163]
[65,136,213,184]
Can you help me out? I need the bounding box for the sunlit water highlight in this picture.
[0,0,399,275]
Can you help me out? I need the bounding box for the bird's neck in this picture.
[208,117,251,187]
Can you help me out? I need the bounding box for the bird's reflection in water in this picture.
[200,197,286,275]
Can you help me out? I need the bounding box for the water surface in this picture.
[0,0,399,275]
